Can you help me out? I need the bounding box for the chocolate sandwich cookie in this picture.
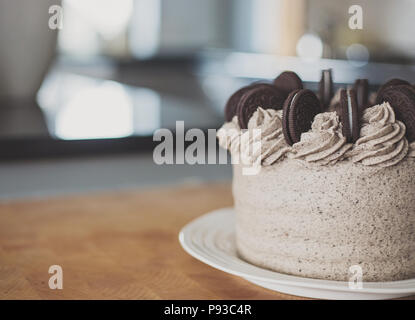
[236,84,286,129]
[337,89,360,143]
[376,78,410,104]
[224,82,270,121]
[282,89,322,145]
[318,69,333,110]
[353,79,369,111]
[273,71,303,97]
[224,85,253,121]
[376,85,415,142]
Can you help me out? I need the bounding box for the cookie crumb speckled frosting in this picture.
[347,102,409,167]
[217,108,290,166]
[290,112,352,165]
[233,157,415,281]
[217,115,241,155]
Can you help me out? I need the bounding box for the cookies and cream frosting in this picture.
[290,112,352,165]
[217,115,241,155]
[218,102,415,168]
[217,108,290,166]
[346,102,409,167]
[240,108,290,166]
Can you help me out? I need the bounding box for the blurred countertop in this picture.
[0,151,232,201]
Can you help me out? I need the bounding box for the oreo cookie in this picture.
[318,69,333,110]
[224,85,253,121]
[224,85,250,122]
[337,89,360,143]
[273,71,303,97]
[224,82,269,121]
[376,85,415,142]
[236,84,286,129]
[353,79,369,111]
[376,78,410,104]
[282,89,322,145]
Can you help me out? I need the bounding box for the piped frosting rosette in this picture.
[216,115,241,155]
[290,112,352,165]
[346,102,409,167]
[239,108,290,166]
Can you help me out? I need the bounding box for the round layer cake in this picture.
[233,158,415,281]
[218,95,415,282]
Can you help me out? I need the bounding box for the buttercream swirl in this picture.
[217,115,241,155]
[239,108,290,166]
[291,112,352,165]
[346,102,409,167]
[218,102,414,167]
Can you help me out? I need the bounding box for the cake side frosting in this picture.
[233,158,415,281]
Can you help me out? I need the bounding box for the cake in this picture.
[217,71,415,282]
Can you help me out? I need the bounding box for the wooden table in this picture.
[0,183,413,300]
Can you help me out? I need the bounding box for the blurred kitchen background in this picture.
[1,0,415,200]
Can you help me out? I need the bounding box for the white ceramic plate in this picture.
[179,207,415,300]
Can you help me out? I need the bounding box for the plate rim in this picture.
[179,207,415,295]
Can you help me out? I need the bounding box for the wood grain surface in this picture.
[0,183,413,300]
